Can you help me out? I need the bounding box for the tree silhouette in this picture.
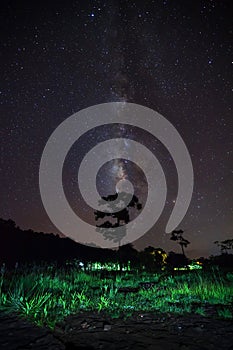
[94,191,142,246]
[139,246,167,271]
[117,243,139,271]
[214,239,233,254]
[170,229,190,256]
[166,251,189,271]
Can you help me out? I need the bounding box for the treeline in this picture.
[0,218,115,267]
[0,218,184,270]
[0,218,232,270]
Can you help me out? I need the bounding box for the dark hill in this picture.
[0,218,116,267]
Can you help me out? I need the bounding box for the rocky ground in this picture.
[0,311,233,350]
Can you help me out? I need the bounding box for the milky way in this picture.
[1,0,232,257]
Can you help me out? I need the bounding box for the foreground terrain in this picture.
[0,264,233,349]
[1,310,233,349]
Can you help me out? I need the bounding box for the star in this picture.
[0,0,232,258]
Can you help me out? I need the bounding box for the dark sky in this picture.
[1,0,232,258]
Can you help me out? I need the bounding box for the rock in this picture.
[139,282,157,289]
[1,310,233,350]
[0,312,65,350]
[103,324,111,331]
[81,320,90,329]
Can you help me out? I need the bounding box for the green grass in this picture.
[0,263,232,329]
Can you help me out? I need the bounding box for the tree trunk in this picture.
[180,243,185,256]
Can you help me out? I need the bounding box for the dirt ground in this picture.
[0,311,233,350]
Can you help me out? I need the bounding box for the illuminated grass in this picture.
[0,263,232,329]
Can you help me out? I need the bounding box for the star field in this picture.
[1,0,232,258]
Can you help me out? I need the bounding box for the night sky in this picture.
[1,0,232,258]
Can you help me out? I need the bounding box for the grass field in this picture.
[0,262,232,329]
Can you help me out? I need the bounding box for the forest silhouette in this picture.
[0,218,232,270]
